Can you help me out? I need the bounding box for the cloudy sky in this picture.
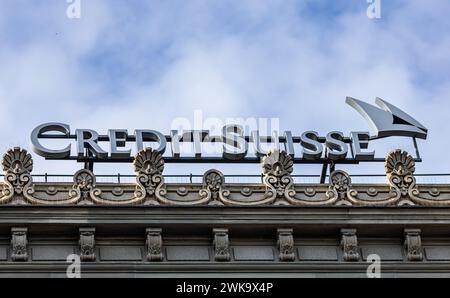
[0,0,449,181]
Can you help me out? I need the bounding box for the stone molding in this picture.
[1,147,450,206]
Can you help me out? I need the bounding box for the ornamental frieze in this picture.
[1,147,450,206]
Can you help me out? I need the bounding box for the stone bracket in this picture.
[79,227,96,261]
[213,228,231,261]
[277,228,295,261]
[146,228,163,261]
[11,227,28,262]
[340,228,360,261]
[404,228,423,261]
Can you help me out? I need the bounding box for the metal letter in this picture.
[30,122,71,158]
[300,131,323,160]
[222,125,248,160]
[251,130,280,157]
[170,130,181,158]
[75,129,108,159]
[135,129,167,154]
[326,131,348,160]
[284,131,295,157]
[182,130,209,158]
[109,129,131,159]
[350,131,375,161]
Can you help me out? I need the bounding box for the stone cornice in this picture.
[0,147,449,206]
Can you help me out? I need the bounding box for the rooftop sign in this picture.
[30,97,427,164]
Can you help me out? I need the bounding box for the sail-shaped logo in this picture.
[346,97,428,140]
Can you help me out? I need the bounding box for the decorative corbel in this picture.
[213,228,231,261]
[79,227,96,261]
[146,228,163,261]
[11,227,28,261]
[277,228,295,261]
[404,228,423,261]
[340,228,360,261]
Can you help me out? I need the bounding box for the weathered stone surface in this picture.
[99,246,142,261]
[298,246,338,261]
[146,228,163,261]
[361,245,403,261]
[233,247,274,261]
[0,247,7,261]
[425,247,450,261]
[166,246,210,261]
[213,228,230,261]
[340,228,360,261]
[0,147,450,276]
[32,246,74,261]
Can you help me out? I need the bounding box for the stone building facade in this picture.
[1,147,450,277]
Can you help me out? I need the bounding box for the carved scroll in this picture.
[213,228,231,261]
[404,228,423,261]
[146,228,163,261]
[79,227,96,261]
[277,228,295,261]
[11,227,28,261]
[340,228,360,261]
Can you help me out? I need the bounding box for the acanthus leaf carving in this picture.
[386,149,418,202]
[340,228,360,261]
[146,228,163,261]
[11,227,28,261]
[277,228,295,261]
[384,150,450,206]
[133,148,166,205]
[327,170,358,205]
[262,149,296,205]
[404,228,423,261]
[0,147,35,204]
[213,228,230,261]
[71,169,98,204]
[79,227,96,261]
[200,169,228,205]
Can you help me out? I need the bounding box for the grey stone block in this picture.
[233,246,274,261]
[166,246,210,261]
[361,245,403,261]
[0,247,7,261]
[425,247,450,261]
[32,246,74,261]
[99,246,142,261]
[298,246,338,261]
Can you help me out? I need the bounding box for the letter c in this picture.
[30,122,71,158]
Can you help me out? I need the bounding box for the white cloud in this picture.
[0,0,449,177]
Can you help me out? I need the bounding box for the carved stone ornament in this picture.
[70,169,98,204]
[79,227,96,261]
[133,148,167,205]
[386,149,418,201]
[213,228,231,261]
[384,150,450,206]
[146,228,163,261]
[277,228,295,261]
[11,227,28,261]
[261,149,296,204]
[0,147,34,204]
[327,170,357,205]
[340,228,360,261]
[199,169,229,205]
[404,229,423,261]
